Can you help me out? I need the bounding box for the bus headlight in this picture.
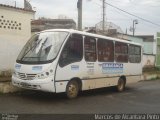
[37,73,48,79]
[37,69,53,79]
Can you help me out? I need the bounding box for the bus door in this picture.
[55,34,83,91]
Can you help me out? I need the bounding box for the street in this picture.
[0,80,160,114]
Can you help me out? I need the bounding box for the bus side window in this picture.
[59,34,83,67]
[115,42,128,63]
[129,44,141,63]
[97,39,114,62]
[84,36,97,62]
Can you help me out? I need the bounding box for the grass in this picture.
[150,76,160,80]
[0,70,12,77]
[0,70,12,82]
[143,67,160,74]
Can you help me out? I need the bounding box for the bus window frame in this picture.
[129,44,141,63]
[59,33,83,67]
[84,36,97,62]
[97,38,114,62]
[115,41,129,63]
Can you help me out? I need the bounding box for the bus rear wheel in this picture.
[117,78,126,92]
[66,80,79,99]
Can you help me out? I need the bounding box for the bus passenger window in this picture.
[115,42,128,63]
[129,45,141,63]
[84,36,97,62]
[59,34,83,67]
[98,39,114,62]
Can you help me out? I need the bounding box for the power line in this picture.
[104,2,160,27]
[92,1,134,22]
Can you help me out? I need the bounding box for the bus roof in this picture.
[41,29,142,46]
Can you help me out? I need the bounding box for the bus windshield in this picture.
[17,31,69,64]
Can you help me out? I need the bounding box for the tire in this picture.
[117,78,125,92]
[66,80,79,99]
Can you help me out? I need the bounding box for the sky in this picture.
[1,0,160,36]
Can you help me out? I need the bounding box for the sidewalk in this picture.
[0,76,21,93]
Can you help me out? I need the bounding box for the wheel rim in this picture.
[68,84,78,98]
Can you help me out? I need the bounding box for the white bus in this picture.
[12,29,142,98]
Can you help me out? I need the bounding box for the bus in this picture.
[12,29,142,99]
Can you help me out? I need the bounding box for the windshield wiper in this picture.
[23,57,41,58]
[37,37,49,61]
[21,39,42,61]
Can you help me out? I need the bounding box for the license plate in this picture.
[20,82,30,87]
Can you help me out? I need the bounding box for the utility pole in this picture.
[14,1,16,7]
[133,21,135,36]
[77,0,82,31]
[102,0,106,33]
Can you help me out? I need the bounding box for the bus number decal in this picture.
[71,65,79,71]
[86,63,94,75]
[32,66,43,71]
[102,63,123,74]
[15,64,21,70]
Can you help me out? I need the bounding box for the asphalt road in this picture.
[0,80,160,114]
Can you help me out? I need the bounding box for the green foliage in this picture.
[0,70,12,77]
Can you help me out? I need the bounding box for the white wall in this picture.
[142,55,155,68]
[0,6,35,71]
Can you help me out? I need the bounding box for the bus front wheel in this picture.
[66,80,79,99]
[117,78,126,92]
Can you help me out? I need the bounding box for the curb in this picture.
[0,82,22,93]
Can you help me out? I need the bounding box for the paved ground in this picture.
[0,80,160,114]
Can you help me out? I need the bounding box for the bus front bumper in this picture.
[12,75,55,93]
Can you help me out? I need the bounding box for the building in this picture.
[95,21,123,36]
[156,32,160,68]
[31,18,76,34]
[136,35,156,55]
[0,4,35,73]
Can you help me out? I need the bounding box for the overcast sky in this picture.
[1,0,160,36]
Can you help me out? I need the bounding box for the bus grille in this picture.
[17,72,37,80]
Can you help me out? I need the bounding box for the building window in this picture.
[59,34,83,67]
[98,39,114,62]
[115,42,128,63]
[129,45,141,63]
[84,36,97,62]
[0,15,22,30]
